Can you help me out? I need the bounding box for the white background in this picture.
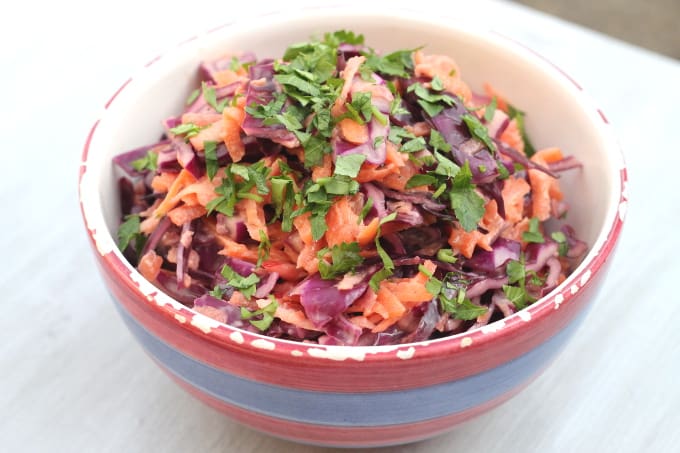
[1,0,679,452]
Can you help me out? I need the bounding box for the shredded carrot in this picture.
[502,176,531,224]
[237,197,268,240]
[151,172,178,193]
[222,105,246,162]
[138,250,163,281]
[167,204,207,226]
[152,169,197,219]
[413,50,472,102]
[529,147,564,220]
[499,118,525,155]
[338,118,369,144]
[312,154,333,181]
[482,83,510,113]
[356,217,381,247]
[324,195,361,248]
[189,120,226,151]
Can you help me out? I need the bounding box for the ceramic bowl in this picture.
[78,6,627,447]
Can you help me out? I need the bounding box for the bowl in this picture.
[78,6,627,448]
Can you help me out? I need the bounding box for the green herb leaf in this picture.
[203,141,219,180]
[358,197,374,224]
[461,113,496,152]
[502,284,535,310]
[185,88,201,106]
[117,214,142,252]
[405,174,438,189]
[202,82,229,113]
[551,231,569,257]
[449,161,485,232]
[522,217,545,243]
[220,264,260,300]
[429,130,452,153]
[507,104,536,157]
[317,242,364,280]
[483,97,497,122]
[506,259,526,285]
[241,299,278,331]
[169,122,204,138]
[369,212,398,291]
[436,248,457,264]
[430,76,445,91]
[131,149,158,172]
[400,137,427,153]
[418,264,442,297]
[334,153,367,178]
[257,230,271,267]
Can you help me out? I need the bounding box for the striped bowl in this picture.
[78,7,627,448]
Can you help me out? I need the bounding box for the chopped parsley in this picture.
[220,264,260,300]
[256,230,271,267]
[369,212,398,291]
[131,149,158,172]
[551,231,569,257]
[169,122,204,138]
[241,299,278,331]
[116,214,146,257]
[407,83,456,117]
[203,141,219,180]
[317,242,364,280]
[483,97,497,122]
[503,256,536,310]
[461,113,496,152]
[522,217,545,243]
[419,267,487,320]
[449,161,485,232]
[202,82,229,113]
[334,153,367,178]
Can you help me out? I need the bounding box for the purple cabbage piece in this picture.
[361,183,387,221]
[156,270,206,306]
[387,200,423,226]
[525,241,559,273]
[465,238,521,273]
[225,257,256,276]
[140,216,172,257]
[192,294,259,331]
[398,227,444,256]
[547,155,583,173]
[429,103,500,184]
[241,61,300,148]
[292,274,369,328]
[255,272,279,298]
[266,319,321,341]
[402,300,440,343]
[322,315,363,345]
[495,140,557,178]
[216,214,249,242]
[561,225,588,259]
[381,186,447,213]
[199,52,257,83]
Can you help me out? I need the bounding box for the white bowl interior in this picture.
[83,8,622,289]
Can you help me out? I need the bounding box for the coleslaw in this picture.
[114,30,586,345]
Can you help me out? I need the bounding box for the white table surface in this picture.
[2,0,679,451]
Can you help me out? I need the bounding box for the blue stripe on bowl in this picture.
[115,299,585,427]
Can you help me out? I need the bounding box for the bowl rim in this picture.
[78,5,628,362]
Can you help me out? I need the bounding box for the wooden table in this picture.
[2,0,678,451]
